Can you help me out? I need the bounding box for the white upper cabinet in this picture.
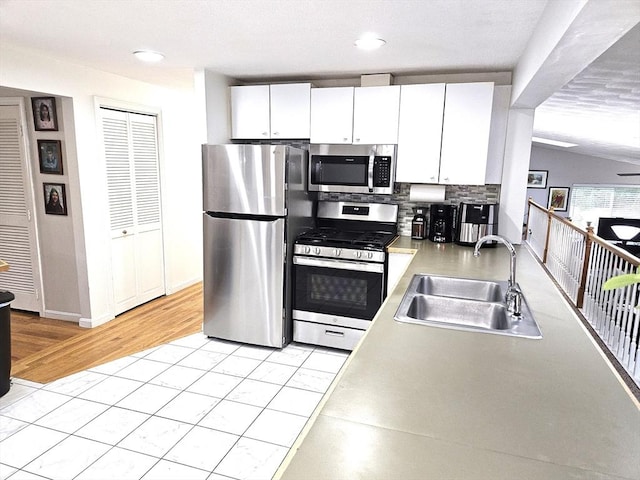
[270,83,311,139]
[231,83,311,139]
[439,82,494,185]
[231,85,270,139]
[310,87,354,144]
[352,85,401,144]
[396,84,446,183]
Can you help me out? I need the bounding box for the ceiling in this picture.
[1,0,638,166]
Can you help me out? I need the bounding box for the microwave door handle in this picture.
[368,154,375,191]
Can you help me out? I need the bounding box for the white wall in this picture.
[526,145,639,218]
[0,44,203,325]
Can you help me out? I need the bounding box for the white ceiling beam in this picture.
[511,0,640,109]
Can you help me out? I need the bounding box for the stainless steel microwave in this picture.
[308,144,396,195]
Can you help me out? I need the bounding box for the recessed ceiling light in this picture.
[531,136,578,148]
[354,35,386,50]
[133,50,165,62]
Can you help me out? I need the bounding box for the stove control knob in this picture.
[304,246,311,254]
[355,251,362,259]
[367,252,374,259]
[314,247,321,255]
[333,248,341,256]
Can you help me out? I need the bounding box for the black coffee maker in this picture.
[429,204,457,243]
[411,207,428,240]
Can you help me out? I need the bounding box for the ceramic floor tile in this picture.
[155,391,220,425]
[35,397,109,434]
[22,435,110,480]
[89,355,138,375]
[113,358,171,382]
[118,416,192,458]
[0,424,67,468]
[247,361,297,385]
[164,425,238,471]
[141,459,210,480]
[268,386,323,417]
[267,344,314,367]
[211,355,261,377]
[115,383,180,415]
[233,344,275,360]
[149,365,206,390]
[169,332,209,349]
[74,446,158,480]
[0,383,40,410]
[226,378,282,407]
[244,408,308,447]
[187,371,243,398]
[11,378,44,389]
[198,399,262,435]
[0,415,29,441]
[0,389,70,423]
[177,350,228,371]
[130,345,161,358]
[0,464,17,479]
[43,370,108,396]
[286,367,336,393]
[214,437,288,480]
[78,376,143,405]
[75,406,150,445]
[143,344,197,364]
[301,350,347,373]
[199,338,240,354]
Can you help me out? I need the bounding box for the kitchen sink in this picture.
[394,274,542,339]
[414,275,504,302]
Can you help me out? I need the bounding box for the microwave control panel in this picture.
[373,156,392,187]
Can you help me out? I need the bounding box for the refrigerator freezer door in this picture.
[202,144,287,216]
[203,214,287,347]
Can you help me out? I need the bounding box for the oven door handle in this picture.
[294,256,384,273]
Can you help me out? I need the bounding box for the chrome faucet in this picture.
[473,235,522,316]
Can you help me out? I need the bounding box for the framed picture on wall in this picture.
[38,140,63,174]
[548,187,570,212]
[43,183,68,215]
[31,96,58,131]
[527,170,548,188]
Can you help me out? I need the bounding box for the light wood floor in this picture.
[9,282,203,384]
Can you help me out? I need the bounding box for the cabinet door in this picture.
[270,83,311,139]
[230,85,270,139]
[310,87,354,144]
[439,82,494,185]
[396,84,445,183]
[353,86,401,144]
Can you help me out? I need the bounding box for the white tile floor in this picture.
[0,334,349,480]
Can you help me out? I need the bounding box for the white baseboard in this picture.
[42,310,82,323]
[79,313,115,329]
[166,277,202,295]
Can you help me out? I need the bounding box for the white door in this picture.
[100,108,165,315]
[0,99,43,312]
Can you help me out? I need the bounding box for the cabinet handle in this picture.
[430,176,436,181]
[122,230,127,235]
[272,131,279,136]
[262,131,268,136]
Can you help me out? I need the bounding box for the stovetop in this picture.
[295,227,397,252]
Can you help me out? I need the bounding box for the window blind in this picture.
[569,185,640,228]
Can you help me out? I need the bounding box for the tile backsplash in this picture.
[319,183,501,236]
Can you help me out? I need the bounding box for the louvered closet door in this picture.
[0,102,42,312]
[101,108,165,315]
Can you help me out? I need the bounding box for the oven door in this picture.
[293,256,385,327]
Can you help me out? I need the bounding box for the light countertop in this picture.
[278,238,640,480]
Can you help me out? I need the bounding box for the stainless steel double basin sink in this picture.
[394,274,542,339]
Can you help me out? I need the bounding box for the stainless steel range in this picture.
[292,201,399,350]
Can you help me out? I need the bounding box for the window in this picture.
[569,185,640,228]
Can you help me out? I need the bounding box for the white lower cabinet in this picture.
[388,252,414,292]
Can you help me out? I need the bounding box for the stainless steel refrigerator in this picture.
[202,144,314,348]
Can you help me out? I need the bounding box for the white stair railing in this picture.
[525,199,640,387]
